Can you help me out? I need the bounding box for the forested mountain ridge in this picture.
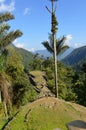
[10,45,34,70]
[62,46,86,69]
[17,44,86,71]
[15,47,34,63]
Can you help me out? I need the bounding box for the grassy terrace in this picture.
[4,97,86,130]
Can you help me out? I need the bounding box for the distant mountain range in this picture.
[13,45,86,70]
[34,49,52,58]
[34,47,74,60]
[62,46,86,70]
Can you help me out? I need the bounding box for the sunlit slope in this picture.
[62,46,86,69]
[7,97,86,130]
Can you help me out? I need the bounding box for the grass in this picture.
[27,106,72,130]
[6,97,86,130]
[0,103,8,130]
[0,118,7,130]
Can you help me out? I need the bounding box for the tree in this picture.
[42,0,69,97]
[42,34,69,56]
[0,12,23,118]
[29,53,44,71]
[6,46,24,79]
[72,63,86,106]
[81,63,86,73]
[44,58,76,101]
[0,13,22,50]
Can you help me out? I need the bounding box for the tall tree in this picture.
[42,0,69,97]
[42,34,69,55]
[50,0,58,98]
[0,12,23,118]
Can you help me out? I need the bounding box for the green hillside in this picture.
[7,45,34,70]
[2,97,86,130]
[15,46,34,70]
[62,46,86,70]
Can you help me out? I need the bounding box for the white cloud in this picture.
[28,48,35,52]
[0,0,5,3]
[74,43,78,47]
[15,43,24,48]
[65,34,73,43]
[0,1,15,12]
[12,39,17,44]
[64,34,86,48]
[73,43,81,48]
[13,40,35,52]
[65,35,82,48]
[13,40,25,48]
[23,8,30,15]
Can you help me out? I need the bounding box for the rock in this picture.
[66,120,86,130]
[29,71,54,98]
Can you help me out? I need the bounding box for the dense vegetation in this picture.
[14,46,34,72]
[0,13,37,119]
[28,53,86,106]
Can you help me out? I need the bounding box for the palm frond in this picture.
[0,12,14,23]
[41,35,69,56]
[56,36,69,55]
[57,45,69,55]
[0,24,10,34]
[56,36,66,48]
[0,30,23,50]
[42,41,54,53]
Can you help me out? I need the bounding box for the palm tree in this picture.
[42,34,69,55]
[42,34,69,97]
[0,12,22,53]
[43,0,69,98]
[0,12,23,118]
[44,0,59,98]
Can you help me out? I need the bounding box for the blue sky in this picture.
[0,0,86,51]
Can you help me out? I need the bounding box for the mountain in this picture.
[34,47,73,60]
[34,49,52,58]
[58,47,74,60]
[62,46,86,69]
[14,46,34,69]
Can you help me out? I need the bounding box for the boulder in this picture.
[66,120,86,130]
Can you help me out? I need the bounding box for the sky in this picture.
[0,0,86,51]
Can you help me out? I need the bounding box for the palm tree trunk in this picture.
[53,33,58,98]
[52,0,58,98]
